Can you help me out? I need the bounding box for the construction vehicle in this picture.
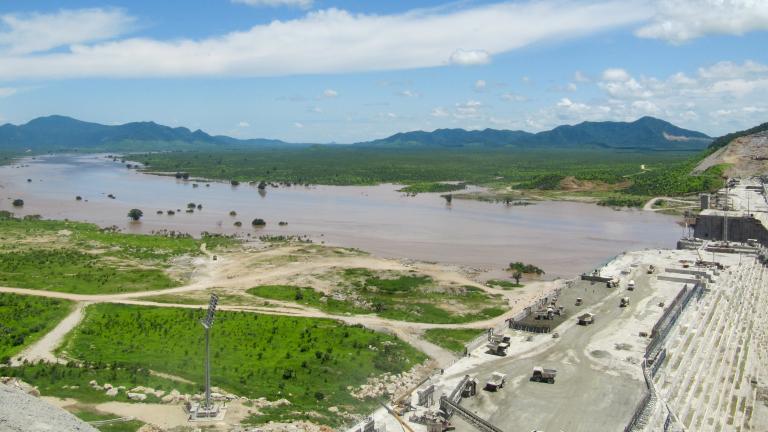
[575,297,583,306]
[647,265,655,274]
[486,334,510,356]
[620,297,630,307]
[606,277,619,288]
[627,279,636,290]
[484,372,507,391]
[577,312,595,325]
[531,367,557,384]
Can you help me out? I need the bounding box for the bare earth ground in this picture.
[694,132,768,178]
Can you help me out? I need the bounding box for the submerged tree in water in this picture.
[127,208,144,221]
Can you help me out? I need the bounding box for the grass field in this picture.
[485,279,523,290]
[59,303,426,425]
[423,329,484,354]
[72,409,145,432]
[0,294,73,363]
[248,268,507,324]
[0,212,235,293]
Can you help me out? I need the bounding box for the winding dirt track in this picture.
[643,196,697,212]
[3,243,559,367]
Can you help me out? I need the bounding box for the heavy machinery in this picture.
[647,265,655,274]
[606,277,619,288]
[620,297,630,307]
[627,280,636,290]
[577,312,595,325]
[531,367,557,384]
[486,334,510,356]
[484,372,507,391]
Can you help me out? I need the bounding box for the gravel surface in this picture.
[0,383,97,432]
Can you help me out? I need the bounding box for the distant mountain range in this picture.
[0,115,288,152]
[0,115,711,153]
[357,117,712,151]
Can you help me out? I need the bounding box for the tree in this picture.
[12,199,23,207]
[251,218,266,227]
[127,209,143,221]
[513,271,522,285]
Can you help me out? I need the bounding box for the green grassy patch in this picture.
[0,249,178,294]
[485,279,523,290]
[423,329,484,354]
[60,303,426,426]
[248,270,507,324]
[398,182,467,194]
[0,294,73,363]
[0,213,236,293]
[71,408,145,432]
[596,195,649,208]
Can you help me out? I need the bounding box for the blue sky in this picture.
[0,0,767,143]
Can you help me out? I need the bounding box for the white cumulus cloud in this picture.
[449,49,491,66]
[322,89,338,98]
[637,0,768,43]
[0,1,651,79]
[0,8,135,55]
[474,79,487,90]
[602,68,631,82]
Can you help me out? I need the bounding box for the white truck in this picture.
[627,279,636,290]
[531,367,557,384]
[484,372,507,391]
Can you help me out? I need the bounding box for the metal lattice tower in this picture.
[200,293,219,411]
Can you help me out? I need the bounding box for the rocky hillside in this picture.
[694,130,768,177]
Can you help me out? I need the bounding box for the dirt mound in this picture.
[693,131,768,177]
[558,176,629,192]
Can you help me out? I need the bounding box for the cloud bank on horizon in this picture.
[0,0,766,142]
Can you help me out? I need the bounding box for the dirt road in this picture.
[643,196,697,212]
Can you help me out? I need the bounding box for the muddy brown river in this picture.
[0,154,682,277]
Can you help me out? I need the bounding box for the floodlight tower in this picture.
[200,293,219,412]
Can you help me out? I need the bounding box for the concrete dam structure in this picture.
[693,179,768,247]
[694,213,768,246]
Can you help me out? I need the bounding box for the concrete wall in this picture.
[693,214,768,247]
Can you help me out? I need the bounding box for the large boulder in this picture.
[127,392,147,401]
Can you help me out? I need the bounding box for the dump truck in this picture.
[484,372,507,391]
[531,367,557,384]
[627,280,636,290]
[575,297,583,306]
[486,334,510,356]
[620,297,630,307]
[577,312,595,325]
